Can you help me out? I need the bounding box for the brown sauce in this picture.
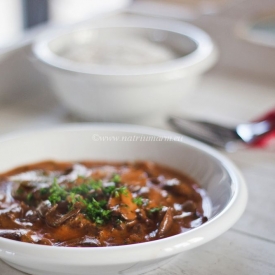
[0,160,208,247]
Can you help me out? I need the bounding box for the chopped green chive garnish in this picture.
[149,206,163,213]
[26,193,33,202]
[16,188,24,195]
[47,177,112,225]
[114,186,128,198]
[103,185,116,196]
[48,178,67,205]
[40,188,49,195]
[85,198,111,225]
[111,174,121,183]
[132,197,143,206]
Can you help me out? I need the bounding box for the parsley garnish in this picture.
[111,174,121,183]
[70,184,90,195]
[48,178,111,225]
[84,198,111,225]
[26,193,33,202]
[31,172,139,226]
[113,186,128,198]
[88,179,102,190]
[149,206,163,213]
[71,179,102,195]
[40,188,49,195]
[48,178,67,205]
[103,185,116,196]
[16,187,24,195]
[132,197,143,206]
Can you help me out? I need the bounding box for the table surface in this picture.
[0,65,274,275]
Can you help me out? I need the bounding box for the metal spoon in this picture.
[168,112,275,151]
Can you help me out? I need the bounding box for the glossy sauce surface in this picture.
[0,161,208,247]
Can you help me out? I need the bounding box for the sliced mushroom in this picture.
[125,220,137,229]
[173,201,197,220]
[57,236,100,247]
[45,205,81,227]
[0,229,29,240]
[24,209,40,223]
[150,175,165,185]
[164,179,194,197]
[66,213,97,234]
[135,208,147,221]
[36,200,52,218]
[157,207,174,238]
[173,212,193,220]
[6,229,53,245]
[182,200,197,213]
[130,223,144,235]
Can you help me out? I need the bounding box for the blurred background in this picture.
[0,0,275,130]
[0,0,131,47]
[1,0,275,75]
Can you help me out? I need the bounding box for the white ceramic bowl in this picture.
[0,124,246,275]
[32,17,217,122]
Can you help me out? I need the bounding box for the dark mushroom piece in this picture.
[45,204,81,227]
[57,236,100,247]
[157,207,174,238]
[163,178,194,198]
[36,200,52,218]
[20,230,52,245]
[0,226,52,245]
[135,208,147,221]
[182,200,197,213]
[0,229,29,241]
[24,209,40,223]
[150,175,166,185]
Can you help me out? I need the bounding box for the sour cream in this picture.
[59,35,179,67]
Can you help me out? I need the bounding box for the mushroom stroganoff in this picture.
[0,161,208,247]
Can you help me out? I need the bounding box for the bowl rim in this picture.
[32,18,217,76]
[0,124,247,265]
